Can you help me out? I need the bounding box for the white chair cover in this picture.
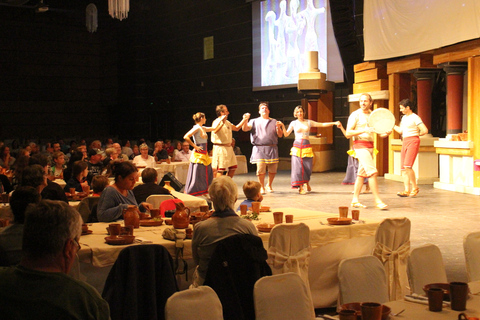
[464,231,480,294]
[145,194,175,209]
[267,223,311,292]
[338,255,389,305]
[407,244,448,295]
[165,285,223,320]
[254,273,315,320]
[373,217,411,301]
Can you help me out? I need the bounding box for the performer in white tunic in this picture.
[280,105,340,194]
[211,105,249,178]
[393,99,428,197]
[183,112,223,197]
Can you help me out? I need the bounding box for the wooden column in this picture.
[468,56,480,188]
[413,70,437,130]
[444,64,467,134]
[318,92,334,144]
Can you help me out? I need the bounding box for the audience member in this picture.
[103,147,118,167]
[236,181,263,211]
[129,144,140,160]
[28,155,68,203]
[63,151,84,183]
[132,143,156,168]
[0,200,110,319]
[0,145,15,170]
[191,176,258,286]
[121,139,133,158]
[173,141,192,162]
[87,149,104,184]
[50,151,66,180]
[19,164,47,194]
[0,187,41,266]
[231,138,242,155]
[153,140,169,162]
[164,139,174,157]
[113,143,129,162]
[91,175,110,197]
[132,168,170,204]
[172,140,182,160]
[64,160,88,193]
[97,162,153,222]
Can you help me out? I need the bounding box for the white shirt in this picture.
[400,113,423,138]
[174,150,192,162]
[132,155,156,168]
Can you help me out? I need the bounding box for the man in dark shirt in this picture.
[132,168,170,204]
[87,149,104,184]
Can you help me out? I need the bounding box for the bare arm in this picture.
[276,121,283,138]
[232,114,250,131]
[418,123,428,136]
[309,120,341,128]
[242,113,252,131]
[281,122,295,137]
[393,125,403,135]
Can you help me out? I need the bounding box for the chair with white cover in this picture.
[266,223,311,293]
[76,196,101,223]
[254,273,315,320]
[464,231,480,294]
[146,194,175,209]
[372,217,411,301]
[407,243,448,295]
[338,255,389,305]
[165,285,223,320]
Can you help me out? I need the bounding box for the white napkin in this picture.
[135,237,152,243]
[404,294,450,306]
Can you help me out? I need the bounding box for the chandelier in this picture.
[108,0,129,21]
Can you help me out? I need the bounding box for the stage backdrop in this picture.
[364,0,480,60]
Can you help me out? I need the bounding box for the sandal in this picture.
[397,191,410,197]
[410,188,419,197]
[376,202,388,210]
[351,202,367,208]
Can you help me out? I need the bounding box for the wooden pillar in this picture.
[468,56,480,188]
[444,64,467,134]
[413,70,437,130]
[318,92,334,144]
[307,99,318,134]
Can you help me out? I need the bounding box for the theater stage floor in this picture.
[233,170,480,283]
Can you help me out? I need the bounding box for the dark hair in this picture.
[22,200,81,261]
[28,153,48,167]
[216,104,226,116]
[91,175,109,194]
[399,98,416,113]
[258,101,269,110]
[20,165,45,188]
[9,186,41,224]
[141,168,157,184]
[112,161,137,183]
[72,160,88,178]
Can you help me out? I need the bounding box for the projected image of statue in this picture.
[273,0,288,83]
[285,0,303,79]
[298,0,325,53]
[263,11,278,86]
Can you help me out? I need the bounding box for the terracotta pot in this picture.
[172,202,190,229]
[123,206,140,228]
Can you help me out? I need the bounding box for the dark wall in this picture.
[0,0,117,142]
[0,0,363,169]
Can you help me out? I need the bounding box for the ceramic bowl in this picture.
[340,303,391,320]
[423,283,450,301]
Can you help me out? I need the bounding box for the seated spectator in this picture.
[64,161,89,193]
[172,140,182,160]
[129,144,140,160]
[232,138,242,155]
[0,187,41,266]
[11,152,30,189]
[63,151,84,183]
[97,162,153,222]
[0,173,12,194]
[132,168,170,204]
[87,149,104,184]
[103,147,118,167]
[113,143,129,162]
[0,200,110,319]
[174,141,192,162]
[27,156,68,203]
[164,139,174,157]
[191,176,258,286]
[91,175,110,197]
[0,145,15,170]
[121,139,133,158]
[132,143,156,168]
[236,181,263,211]
[153,141,169,163]
[50,151,66,180]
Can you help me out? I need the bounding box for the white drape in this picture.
[364,0,480,60]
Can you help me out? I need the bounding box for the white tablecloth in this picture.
[385,295,480,319]
[78,207,378,303]
[236,155,248,174]
[155,161,190,184]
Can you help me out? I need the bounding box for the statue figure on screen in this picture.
[273,0,288,84]
[285,0,302,79]
[264,10,278,86]
[299,0,325,53]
